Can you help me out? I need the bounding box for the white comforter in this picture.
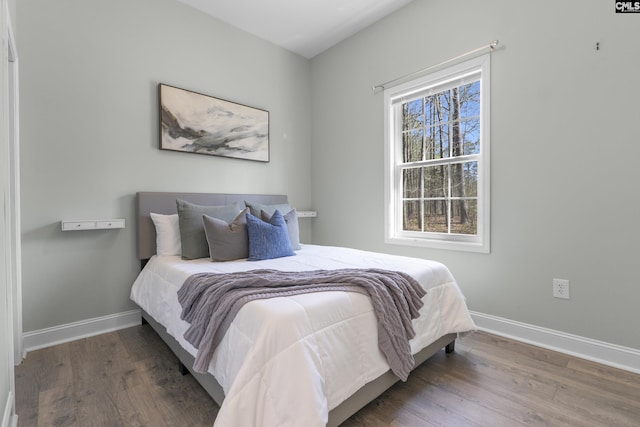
[130,244,476,427]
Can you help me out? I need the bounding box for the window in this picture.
[384,54,490,253]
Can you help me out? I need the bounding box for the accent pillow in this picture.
[246,210,295,261]
[260,209,301,250]
[202,208,250,262]
[245,201,291,217]
[150,213,181,256]
[176,199,242,260]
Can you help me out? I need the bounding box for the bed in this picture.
[130,191,476,427]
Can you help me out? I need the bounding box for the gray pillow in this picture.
[202,208,250,262]
[176,199,242,259]
[245,201,291,217]
[261,208,301,250]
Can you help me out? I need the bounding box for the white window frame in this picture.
[384,54,490,253]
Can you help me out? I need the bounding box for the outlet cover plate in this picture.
[553,278,570,299]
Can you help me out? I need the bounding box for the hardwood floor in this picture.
[15,326,640,426]
[15,325,219,427]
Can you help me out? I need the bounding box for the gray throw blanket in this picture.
[177,268,426,381]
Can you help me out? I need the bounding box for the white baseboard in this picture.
[2,392,17,427]
[23,309,141,353]
[470,311,640,374]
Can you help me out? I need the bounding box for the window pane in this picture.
[402,167,421,198]
[460,118,480,155]
[451,161,478,197]
[451,199,477,235]
[403,200,421,231]
[402,129,423,163]
[425,125,449,160]
[424,200,448,233]
[424,165,448,198]
[458,81,480,119]
[402,99,424,130]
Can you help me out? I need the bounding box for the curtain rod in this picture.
[372,40,499,93]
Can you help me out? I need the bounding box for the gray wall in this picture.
[310,0,640,350]
[18,0,311,332]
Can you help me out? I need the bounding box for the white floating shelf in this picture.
[297,211,317,218]
[61,219,126,231]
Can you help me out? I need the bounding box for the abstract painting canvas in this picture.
[159,84,269,162]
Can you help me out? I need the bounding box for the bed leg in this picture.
[178,361,190,376]
[445,340,455,354]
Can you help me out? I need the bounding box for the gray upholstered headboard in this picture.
[136,192,288,261]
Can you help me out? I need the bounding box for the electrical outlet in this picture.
[553,278,570,299]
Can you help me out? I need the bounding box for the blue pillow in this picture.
[246,210,295,261]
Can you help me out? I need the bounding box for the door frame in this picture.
[3,0,21,363]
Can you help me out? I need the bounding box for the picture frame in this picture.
[159,84,269,162]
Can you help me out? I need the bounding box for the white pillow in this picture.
[150,213,181,256]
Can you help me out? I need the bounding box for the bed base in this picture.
[140,310,456,426]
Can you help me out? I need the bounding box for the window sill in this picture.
[385,235,490,254]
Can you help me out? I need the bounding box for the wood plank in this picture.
[566,356,640,391]
[15,327,640,427]
[14,352,40,426]
[75,388,128,427]
[467,336,640,409]
[37,385,78,427]
[553,382,640,427]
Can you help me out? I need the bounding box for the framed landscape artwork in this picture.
[159,84,269,162]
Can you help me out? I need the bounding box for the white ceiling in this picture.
[177,0,414,59]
